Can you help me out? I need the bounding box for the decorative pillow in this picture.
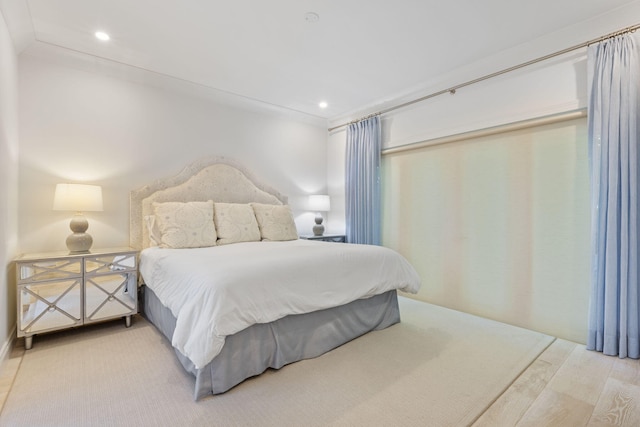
[152,200,217,249]
[213,203,261,245]
[250,203,298,241]
[144,215,162,247]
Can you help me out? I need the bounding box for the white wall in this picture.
[326,6,640,343]
[18,51,328,254]
[0,8,19,357]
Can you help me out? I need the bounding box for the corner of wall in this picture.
[0,2,20,360]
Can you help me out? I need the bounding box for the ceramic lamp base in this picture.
[66,213,93,253]
[66,233,93,253]
[313,214,325,236]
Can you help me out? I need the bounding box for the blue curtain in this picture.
[587,34,640,359]
[345,116,382,245]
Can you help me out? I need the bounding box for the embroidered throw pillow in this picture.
[213,203,261,245]
[250,203,298,241]
[153,200,217,249]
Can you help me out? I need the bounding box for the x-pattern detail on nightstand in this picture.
[85,276,135,320]
[20,280,81,331]
[24,259,79,282]
[85,255,132,274]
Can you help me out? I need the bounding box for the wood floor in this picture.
[1,337,639,426]
[472,339,640,426]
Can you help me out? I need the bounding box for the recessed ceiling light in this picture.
[319,101,328,109]
[95,31,110,41]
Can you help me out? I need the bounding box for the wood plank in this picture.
[472,339,575,426]
[516,389,594,427]
[588,377,640,426]
[609,357,640,387]
[480,342,621,426]
[547,344,615,406]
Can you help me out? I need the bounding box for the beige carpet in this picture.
[0,297,553,427]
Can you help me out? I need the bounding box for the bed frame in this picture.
[130,156,400,399]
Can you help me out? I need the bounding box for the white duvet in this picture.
[139,239,421,369]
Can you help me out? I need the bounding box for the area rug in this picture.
[0,297,553,426]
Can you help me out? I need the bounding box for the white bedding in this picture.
[139,239,421,369]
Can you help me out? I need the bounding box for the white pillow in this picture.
[250,203,298,241]
[213,203,261,245]
[152,200,217,249]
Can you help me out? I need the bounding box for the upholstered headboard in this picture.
[130,156,287,250]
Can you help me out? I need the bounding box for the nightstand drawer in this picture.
[17,258,82,284]
[84,251,137,275]
[84,273,137,323]
[18,279,83,335]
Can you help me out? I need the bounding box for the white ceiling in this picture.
[3,0,640,120]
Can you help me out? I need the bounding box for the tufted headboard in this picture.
[130,156,287,250]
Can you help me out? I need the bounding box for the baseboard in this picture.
[0,325,17,368]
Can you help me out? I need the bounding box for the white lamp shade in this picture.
[308,194,331,212]
[53,184,103,212]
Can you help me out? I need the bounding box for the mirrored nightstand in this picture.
[15,247,138,349]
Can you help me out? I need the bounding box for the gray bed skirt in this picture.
[142,286,401,400]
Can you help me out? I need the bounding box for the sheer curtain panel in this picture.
[587,34,640,359]
[345,116,382,245]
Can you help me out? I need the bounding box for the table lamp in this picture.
[53,183,103,253]
[308,195,330,236]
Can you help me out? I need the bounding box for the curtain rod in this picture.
[328,23,640,133]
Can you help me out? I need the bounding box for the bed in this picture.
[130,156,421,400]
